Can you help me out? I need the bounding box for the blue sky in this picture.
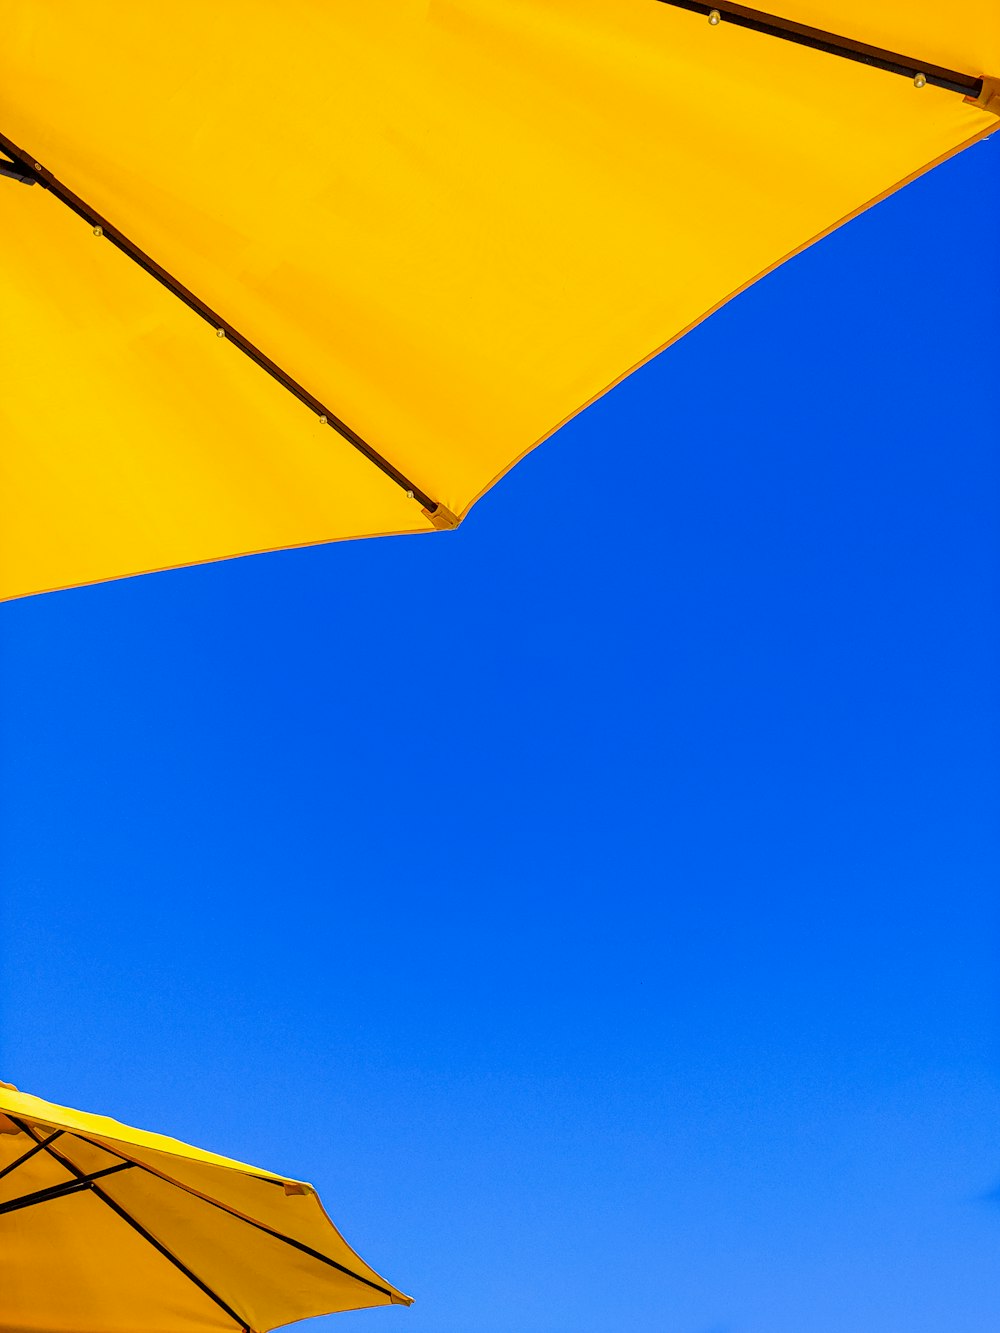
[2,131,999,1333]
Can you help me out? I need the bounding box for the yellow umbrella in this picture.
[1,2,996,600]
[0,1082,411,1329]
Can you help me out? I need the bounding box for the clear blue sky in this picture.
[2,133,999,1333]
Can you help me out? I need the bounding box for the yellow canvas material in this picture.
[1,2,997,599]
[0,1083,411,1330]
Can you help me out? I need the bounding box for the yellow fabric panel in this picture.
[0,1086,410,1328]
[0,175,432,600]
[0,1133,234,1333]
[1,3,996,598]
[5,1192,236,1333]
[76,1154,390,1329]
[74,1138,402,1306]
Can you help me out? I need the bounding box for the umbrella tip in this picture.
[423,502,461,531]
[965,74,1000,117]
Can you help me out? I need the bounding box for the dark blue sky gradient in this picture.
[2,132,999,1332]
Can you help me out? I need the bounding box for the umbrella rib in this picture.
[0,126,443,519]
[653,1,984,98]
[0,1162,133,1216]
[65,1131,400,1302]
[8,1118,251,1333]
[0,150,37,185]
[0,1128,63,1181]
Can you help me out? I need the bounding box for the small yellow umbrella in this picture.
[0,1082,411,1331]
[1,2,997,599]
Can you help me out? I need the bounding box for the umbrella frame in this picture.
[0,1114,401,1331]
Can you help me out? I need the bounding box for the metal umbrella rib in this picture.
[0,127,440,518]
[653,1,984,97]
[0,1128,64,1182]
[0,1162,133,1216]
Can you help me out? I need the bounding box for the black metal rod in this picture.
[0,128,439,515]
[8,1118,249,1333]
[0,1162,132,1216]
[654,1,984,98]
[96,1187,250,1331]
[0,1129,63,1181]
[69,1130,399,1302]
[0,154,36,185]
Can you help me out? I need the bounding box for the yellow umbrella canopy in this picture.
[0,1082,411,1330]
[1,2,997,599]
